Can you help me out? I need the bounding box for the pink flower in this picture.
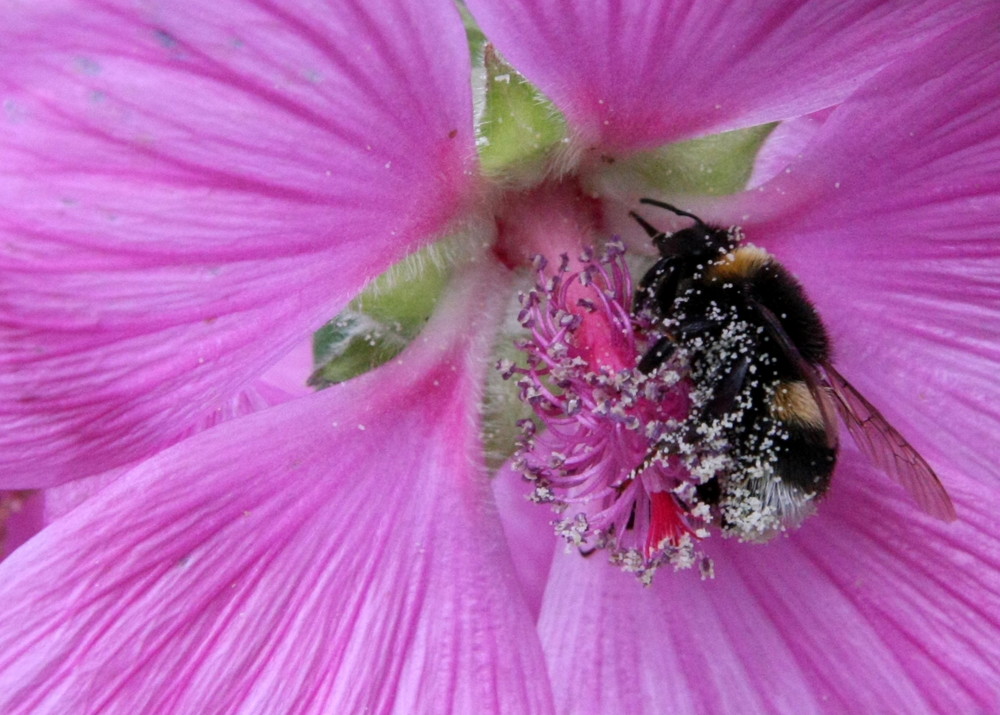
[2,0,998,712]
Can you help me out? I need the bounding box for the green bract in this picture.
[610,123,776,196]
[478,48,568,182]
[310,249,450,387]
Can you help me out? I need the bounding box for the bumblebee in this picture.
[630,198,955,537]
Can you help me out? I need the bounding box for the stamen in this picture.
[500,242,713,582]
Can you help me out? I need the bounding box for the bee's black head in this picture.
[630,199,736,262]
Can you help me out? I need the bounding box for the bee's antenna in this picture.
[639,198,707,227]
[628,210,663,240]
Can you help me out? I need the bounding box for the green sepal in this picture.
[458,3,487,68]
[309,312,408,388]
[478,47,567,181]
[310,249,450,388]
[616,123,777,196]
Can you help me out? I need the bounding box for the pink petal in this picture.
[538,447,1000,712]
[0,364,309,560]
[0,262,554,713]
[466,0,979,151]
[1,0,477,486]
[2,374,298,558]
[258,336,316,399]
[492,461,557,619]
[746,110,831,189]
[732,11,1000,492]
[0,491,44,560]
[36,376,301,529]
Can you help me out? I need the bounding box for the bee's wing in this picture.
[821,362,956,522]
[749,300,839,450]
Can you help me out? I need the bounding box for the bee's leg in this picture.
[676,317,719,336]
[640,311,725,375]
[703,353,752,418]
[695,477,722,506]
[637,336,676,374]
[635,257,681,314]
[636,257,669,296]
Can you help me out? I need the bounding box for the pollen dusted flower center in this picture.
[499,242,719,583]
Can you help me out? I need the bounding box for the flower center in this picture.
[500,242,717,584]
